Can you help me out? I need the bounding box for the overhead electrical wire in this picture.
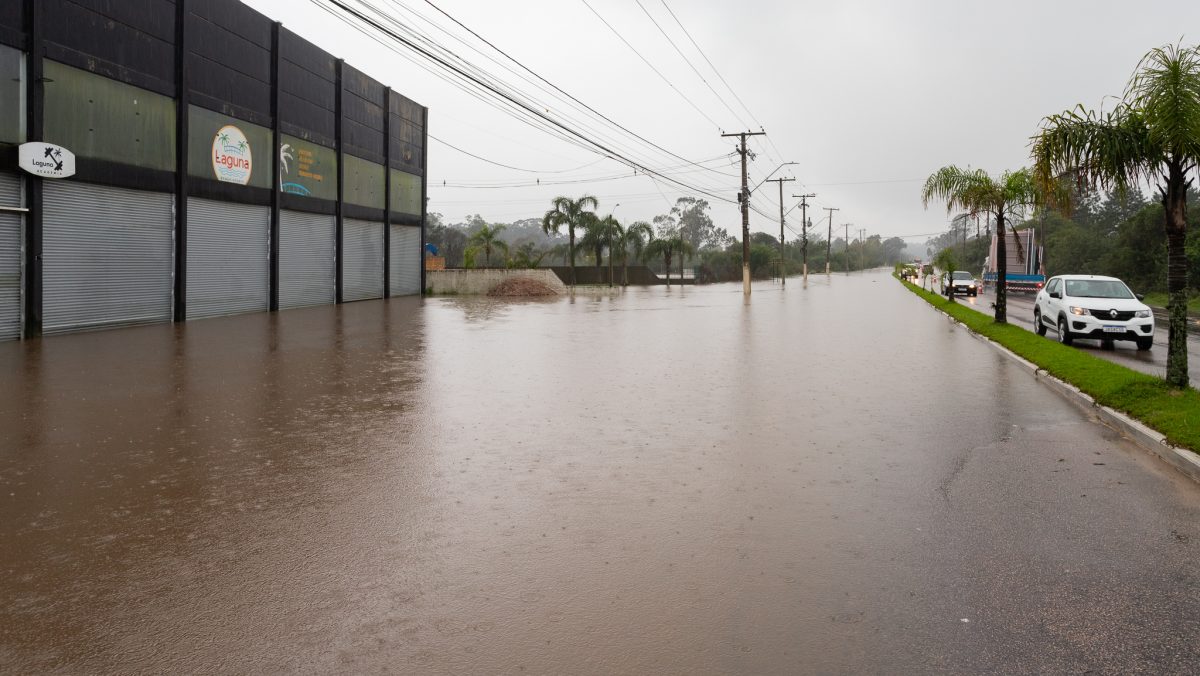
[578,0,725,131]
[430,133,609,173]
[418,0,729,177]
[314,0,741,205]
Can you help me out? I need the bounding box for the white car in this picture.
[941,270,979,297]
[1033,275,1155,350]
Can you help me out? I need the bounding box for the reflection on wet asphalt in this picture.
[2,271,1198,674]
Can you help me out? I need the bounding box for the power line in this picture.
[430,133,609,173]
[633,0,748,130]
[418,0,731,178]
[580,0,724,130]
[317,0,737,204]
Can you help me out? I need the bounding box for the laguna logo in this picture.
[18,142,76,178]
[212,125,253,185]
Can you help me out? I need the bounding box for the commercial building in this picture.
[0,0,427,340]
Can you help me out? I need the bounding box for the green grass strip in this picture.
[1141,291,1200,314]
[899,276,1200,454]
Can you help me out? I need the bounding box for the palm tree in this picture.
[644,234,695,288]
[585,214,623,287]
[468,223,509,268]
[619,221,654,286]
[542,195,599,287]
[1032,43,1200,388]
[577,211,607,283]
[921,167,1040,323]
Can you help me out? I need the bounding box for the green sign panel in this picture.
[279,134,337,201]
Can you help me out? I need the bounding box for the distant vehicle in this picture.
[941,270,978,297]
[1033,275,1154,350]
[982,229,1045,293]
[900,264,919,281]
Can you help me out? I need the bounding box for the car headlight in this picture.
[1070,306,1091,316]
[1136,309,1151,318]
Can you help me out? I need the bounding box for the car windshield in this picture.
[952,272,973,280]
[1064,279,1134,299]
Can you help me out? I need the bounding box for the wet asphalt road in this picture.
[1,270,1198,674]
[955,286,1200,388]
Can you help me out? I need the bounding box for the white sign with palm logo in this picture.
[18,142,75,178]
[212,125,252,185]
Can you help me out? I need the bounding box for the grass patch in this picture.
[899,276,1200,454]
[1141,291,1200,314]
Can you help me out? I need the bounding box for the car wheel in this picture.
[1136,337,1153,351]
[1034,309,1047,336]
[1057,316,1074,346]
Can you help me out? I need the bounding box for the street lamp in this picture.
[751,162,798,193]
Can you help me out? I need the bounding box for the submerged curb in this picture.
[928,297,1200,487]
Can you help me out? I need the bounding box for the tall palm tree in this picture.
[577,211,607,283]
[468,223,509,268]
[644,234,695,288]
[1032,43,1200,388]
[542,195,599,287]
[921,167,1041,323]
[586,214,623,287]
[619,221,654,286]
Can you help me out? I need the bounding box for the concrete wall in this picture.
[426,269,567,295]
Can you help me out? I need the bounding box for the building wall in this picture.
[0,0,428,340]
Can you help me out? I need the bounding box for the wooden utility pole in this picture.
[722,130,766,295]
[822,207,839,275]
[843,223,851,274]
[767,178,794,285]
[790,194,815,282]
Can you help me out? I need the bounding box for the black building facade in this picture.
[0,0,427,340]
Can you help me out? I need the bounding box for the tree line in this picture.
[426,198,910,283]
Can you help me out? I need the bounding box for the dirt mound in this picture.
[487,277,561,297]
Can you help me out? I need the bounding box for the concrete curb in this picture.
[924,296,1200,487]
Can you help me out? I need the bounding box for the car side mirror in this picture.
[1136,293,1145,301]
[1049,291,1061,299]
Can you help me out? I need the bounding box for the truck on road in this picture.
[982,228,1044,294]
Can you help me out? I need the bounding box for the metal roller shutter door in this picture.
[0,172,21,341]
[389,225,421,296]
[342,218,383,301]
[187,198,269,319]
[43,181,173,334]
[279,210,335,309]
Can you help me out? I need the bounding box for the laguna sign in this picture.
[18,142,76,178]
[212,125,252,185]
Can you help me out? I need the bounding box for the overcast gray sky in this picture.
[244,0,1198,243]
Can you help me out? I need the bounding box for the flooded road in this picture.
[2,270,1198,674]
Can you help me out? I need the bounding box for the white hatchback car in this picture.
[1033,275,1155,350]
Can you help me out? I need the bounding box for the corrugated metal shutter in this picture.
[390,224,421,296]
[342,218,383,301]
[187,198,269,320]
[0,172,21,341]
[279,209,335,309]
[43,181,173,334]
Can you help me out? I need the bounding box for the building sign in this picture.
[211,125,252,185]
[18,142,76,178]
[279,134,336,200]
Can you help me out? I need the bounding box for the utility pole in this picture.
[822,206,839,275]
[790,194,815,282]
[767,178,795,285]
[722,130,766,295]
[843,223,851,274]
[859,228,867,271]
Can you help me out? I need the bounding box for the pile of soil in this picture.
[487,277,561,297]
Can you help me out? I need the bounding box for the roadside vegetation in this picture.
[922,41,1199,389]
[426,195,912,282]
[898,274,1200,454]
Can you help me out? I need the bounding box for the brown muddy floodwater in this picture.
[2,271,1199,674]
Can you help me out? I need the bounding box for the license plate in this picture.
[1102,325,1125,333]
